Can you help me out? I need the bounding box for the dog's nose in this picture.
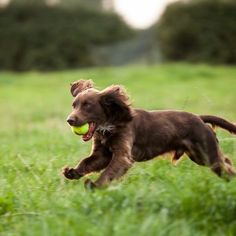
[67,117,77,126]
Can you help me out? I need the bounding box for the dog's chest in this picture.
[96,124,115,134]
[96,125,115,145]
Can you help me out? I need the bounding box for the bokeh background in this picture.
[0,0,235,70]
[1,0,236,235]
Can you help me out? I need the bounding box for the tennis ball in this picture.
[71,123,89,135]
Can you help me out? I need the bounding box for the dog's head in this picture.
[67,80,133,141]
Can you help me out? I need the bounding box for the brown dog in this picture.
[63,80,236,188]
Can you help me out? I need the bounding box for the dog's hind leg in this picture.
[204,128,236,180]
[186,128,236,180]
[186,142,225,177]
[220,155,236,180]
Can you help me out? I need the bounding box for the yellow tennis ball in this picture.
[71,123,89,135]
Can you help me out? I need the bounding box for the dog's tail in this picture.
[200,115,236,135]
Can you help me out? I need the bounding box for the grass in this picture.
[1,63,236,236]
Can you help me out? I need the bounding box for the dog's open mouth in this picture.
[82,122,96,142]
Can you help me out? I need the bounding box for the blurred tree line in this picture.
[0,0,235,71]
[0,0,134,70]
[156,0,236,64]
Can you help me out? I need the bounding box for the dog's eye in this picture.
[72,101,79,108]
[83,101,92,110]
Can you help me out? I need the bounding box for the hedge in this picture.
[0,3,134,70]
[156,0,236,64]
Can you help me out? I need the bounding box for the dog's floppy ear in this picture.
[70,79,94,97]
[100,85,133,123]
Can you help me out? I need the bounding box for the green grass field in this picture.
[1,64,236,236]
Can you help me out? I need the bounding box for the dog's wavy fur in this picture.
[63,80,236,188]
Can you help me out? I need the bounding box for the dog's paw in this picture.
[84,179,97,190]
[62,167,82,180]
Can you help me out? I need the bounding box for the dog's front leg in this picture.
[63,154,111,180]
[63,139,112,180]
[85,148,134,188]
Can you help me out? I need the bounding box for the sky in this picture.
[0,0,8,7]
[113,0,178,29]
